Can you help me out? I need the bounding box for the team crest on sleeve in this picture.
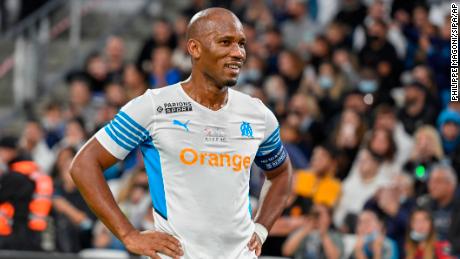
[240,121,253,138]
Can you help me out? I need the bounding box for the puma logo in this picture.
[173,120,190,132]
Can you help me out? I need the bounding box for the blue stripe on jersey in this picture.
[257,127,282,156]
[111,120,142,144]
[108,123,137,148]
[262,127,280,145]
[115,114,147,141]
[141,141,167,220]
[248,192,252,218]
[118,111,150,138]
[104,126,133,151]
[257,141,281,152]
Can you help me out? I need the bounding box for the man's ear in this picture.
[187,39,201,60]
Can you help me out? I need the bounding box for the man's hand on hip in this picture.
[122,230,183,259]
[247,232,263,256]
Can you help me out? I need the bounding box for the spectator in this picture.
[358,19,402,94]
[332,48,360,87]
[334,149,387,231]
[0,136,20,166]
[427,15,450,105]
[364,128,400,178]
[136,18,177,72]
[104,36,126,82]
[294,144,341,208]
[417,164,460,253]
[148,46,181,88]
[264,181,311,257]
[0,137,39,250]
[82,52,108,93]
[307,35,332,72]
[19,119,55,174]
[403,125,444,196]
[334,0,367,32]
[282,204,344,259]
[351,210,399,259]
[52,147,96,253]
[411,65,441,110]
[437,109,460,156]
[330,109,367,180]
[405,207,453,259]
[116,169,151,230]
[398,82,438,135]
[325,22,349,50]
[400,4,434,70]
[104,81,128,108]
[300,62,349,118]
[280,124,308,170]
[123,64,149,100]
[41,102,66,149]
[263,75,289,118]
[285,93,324,159]
[341,89,371,118]
[171,36,193,75]
[66,77,101,132]
[55,118,88,152]
[441,102,460,175]
[278,50,305,96]
[373,104,413,166]
[281,0,319,51]
[364,174,416,254]
[262,27,283,75]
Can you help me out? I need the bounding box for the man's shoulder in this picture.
[229,88,268,113]
[148,84,181,97]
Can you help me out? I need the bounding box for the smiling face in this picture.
[187,9,246,88]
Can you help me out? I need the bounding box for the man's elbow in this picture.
[69,153,85,182]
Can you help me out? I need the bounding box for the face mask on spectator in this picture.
[358,80,378,93]
[410,230,428,242]
[399,195,407,204]
[318,76,334,89]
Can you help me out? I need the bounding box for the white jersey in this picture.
[95,83,287,259]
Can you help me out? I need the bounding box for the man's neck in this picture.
[181,72,229,111]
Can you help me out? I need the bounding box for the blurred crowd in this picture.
[0,0,458,258]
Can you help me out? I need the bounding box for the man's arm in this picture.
[70,138,183,259]
[247,158,292,255]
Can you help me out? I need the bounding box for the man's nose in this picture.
[230,43,245,60]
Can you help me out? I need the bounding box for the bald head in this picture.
[186,8,242,41]
[184,8,246,88]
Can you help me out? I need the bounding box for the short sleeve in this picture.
[95,92,153,160]
[254,106,288,171]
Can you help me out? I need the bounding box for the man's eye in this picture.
[221,40,230,45]
[239,42,246,47]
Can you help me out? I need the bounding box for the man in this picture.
[0,136,40,250]
[418,164,460,255]
[294,144,341,208]
[70,8,292,259]
[398,82,438,135]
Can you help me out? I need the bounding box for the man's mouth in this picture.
[224,63,242,74]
